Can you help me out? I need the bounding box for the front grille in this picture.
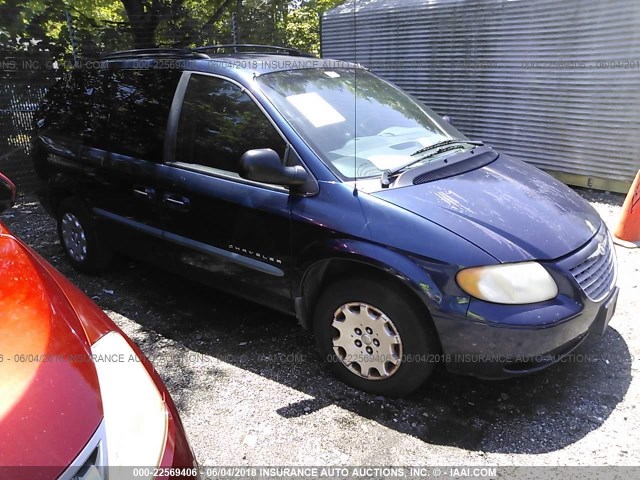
[58,420,107,480]
[569,231,616,302]
[71,446,102,480]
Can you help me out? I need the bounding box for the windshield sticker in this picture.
[324,71,341,78]
[286,92,346,127]
[418,136,438,146]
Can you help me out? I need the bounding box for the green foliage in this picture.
[0,0,130,66]
[0,0,348,65]
[286,0,345,55]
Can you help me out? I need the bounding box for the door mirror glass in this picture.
[0,172,17,214]
[240,149,307,186]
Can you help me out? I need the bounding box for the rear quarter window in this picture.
[103,69,181,161]
[36,68,180,164]
[37,69,97,138]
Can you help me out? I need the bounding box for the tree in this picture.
[286,0,345,54]
[0,0,348,62]
[120,0,165,48]
[121,0,237,48]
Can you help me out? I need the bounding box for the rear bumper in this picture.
[438,286,619,379]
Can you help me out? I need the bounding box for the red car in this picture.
[0,172,197,479]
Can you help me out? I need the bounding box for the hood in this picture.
[371,155,601,262]
[0,233,102,478]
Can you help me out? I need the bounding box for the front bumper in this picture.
[158,382,199,478]
[26,244,198,479]
[437,286,619,379]
[432,222,619,379]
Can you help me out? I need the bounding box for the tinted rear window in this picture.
[41,68,180,162]
[93,69,181,160]
[38,69,97,139]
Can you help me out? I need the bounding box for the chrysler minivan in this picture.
[32,45,618,395]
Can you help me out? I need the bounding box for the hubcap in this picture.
[61,213,88,262]
[331,302,403,380]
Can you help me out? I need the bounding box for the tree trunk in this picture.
[120,0,161,49]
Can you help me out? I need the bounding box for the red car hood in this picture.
[0,231,102,478]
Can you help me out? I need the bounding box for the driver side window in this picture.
[175,74,286,175]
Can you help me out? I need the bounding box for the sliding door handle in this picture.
[133,186,156,200]
[163,193,191,211]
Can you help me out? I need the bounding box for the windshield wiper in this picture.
[410,139,484,157]
[380,139,484,188]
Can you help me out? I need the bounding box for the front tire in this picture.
[313,276,439,396]
[56,197,112,274]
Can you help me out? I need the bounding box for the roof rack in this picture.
[192,44,316,57]
[100,48,209,60]
[100,44,315,61]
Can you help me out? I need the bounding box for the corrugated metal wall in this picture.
[322,0,640,193]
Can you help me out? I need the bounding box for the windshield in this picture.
[257,68,468,180]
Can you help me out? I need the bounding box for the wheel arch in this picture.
[45,173,84,215]
[294,240,445,333]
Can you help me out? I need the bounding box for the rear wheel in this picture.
[313,276,439,396]
[57,198,112,274]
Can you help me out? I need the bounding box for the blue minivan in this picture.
[33,45,618,395]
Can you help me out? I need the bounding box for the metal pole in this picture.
[65,11,79,65]
[232,0,242,49]
[232,11,238,47]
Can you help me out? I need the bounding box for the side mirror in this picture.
[0,172,16,214]
[240,149,307,187]
[442,115,452,124]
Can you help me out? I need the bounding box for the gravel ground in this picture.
[1,187,638,468]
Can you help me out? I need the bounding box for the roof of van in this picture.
[103,54,363,82]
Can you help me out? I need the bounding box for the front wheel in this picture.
[313,276,439,396]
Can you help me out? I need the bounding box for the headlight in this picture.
[456,262,558,304]
[91,332,168,472]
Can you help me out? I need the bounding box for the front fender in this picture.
[294,238,471,329]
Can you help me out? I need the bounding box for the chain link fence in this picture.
[0,57,57,194]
